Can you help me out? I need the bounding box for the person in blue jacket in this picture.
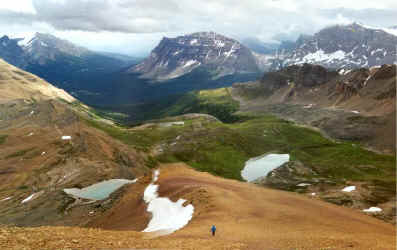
[211,225,216,236]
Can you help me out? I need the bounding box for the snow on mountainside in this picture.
[361,24,397,37]
[130,32,260,81]
[0,32,132,71]
[1,33,89,66]
[21,33,89,63]
[277,23,397,70]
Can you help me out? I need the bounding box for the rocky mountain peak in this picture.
[22,33,89,61]
[131,31,259,81]
[277,23,397,70]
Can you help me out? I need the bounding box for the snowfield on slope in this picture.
[342,186,356,192]
[363,207,382,213]
[142,169,194,234]
[21,191,44,203]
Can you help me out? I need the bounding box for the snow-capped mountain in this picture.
[19,33,89,65]
[278,23,397,70]
[0,33,91,67]
[130,32,260,81]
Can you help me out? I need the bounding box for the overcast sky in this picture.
[1,0,396,56]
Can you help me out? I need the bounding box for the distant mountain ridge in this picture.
[130,32,260,81]
[0,32,136,93]
[21,33,89,64]
[258,23,397,71]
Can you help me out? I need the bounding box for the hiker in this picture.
[211,225,216,236]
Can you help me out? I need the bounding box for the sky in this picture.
[0,0,396,56]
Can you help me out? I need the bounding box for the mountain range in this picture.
[264,23,397,70]
[0,23,396,108]
[0,33,138,94]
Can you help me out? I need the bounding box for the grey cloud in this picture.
[32,0,156,33]
[0,0,396,53]
[0,9,38,25]
[321,8,397,27]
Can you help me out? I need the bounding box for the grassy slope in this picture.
[83,88,395,192]
[160,88,242,123]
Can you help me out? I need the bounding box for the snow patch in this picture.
[297,183,311,187]
[143,184,159,203]
[142,170,194,234]
[25,37,37,47]
[143,197,194,234]
[190,39,198,45]
[342,186,356,192]
[16,34,35,46]
[362,207,382,213]
[214,40,225,48]
[359,23,397,37]
[298,49,346,64]
[371,48,384,56]
[183,60,199,68]
[159,121,185,127]
[1,197,12,201]
[153,169,160,182]
[22,193,36,203]
[223,42,238,59]
[363,75,371,86]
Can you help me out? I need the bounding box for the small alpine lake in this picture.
[241,154,290,182]
[63,179,137,200]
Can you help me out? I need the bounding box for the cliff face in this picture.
[131,32,259,81]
